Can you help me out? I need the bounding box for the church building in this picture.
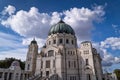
[25,20,103,80]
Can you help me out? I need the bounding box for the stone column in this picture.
[2,72,4,80]
[26,74,28,79]
[56,37,59,46]
[18,73,21,80]
[22,73,25,80]
[7,72,10,80]
[51,60,53,69]
[43,60,46,77]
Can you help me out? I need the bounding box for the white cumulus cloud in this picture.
[63,6,105,41]
[1,5,105,41]
[101,37,120,50]
[1,7,52,38]
[93,37,120,67]
[2,5,16,15]
[102,48,120,67]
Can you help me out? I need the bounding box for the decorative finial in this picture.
[59,19,64,23]
[33,36,36,41]
[31,36,37,44]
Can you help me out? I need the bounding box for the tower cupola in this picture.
[31,38,37,44]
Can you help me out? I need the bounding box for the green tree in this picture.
[114,69,120,80]
[0,57,25,70]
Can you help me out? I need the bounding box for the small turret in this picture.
[31,38,37,44]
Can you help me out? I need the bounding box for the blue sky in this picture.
[0,0,120,73]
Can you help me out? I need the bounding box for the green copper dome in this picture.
[48,20,75,35]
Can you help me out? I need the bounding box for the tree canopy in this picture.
[0,57,25,70]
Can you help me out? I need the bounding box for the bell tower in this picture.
[25,38,38,76]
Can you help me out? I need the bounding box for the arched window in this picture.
[41,61,43,68]
[48,50,54,57]
[27,64,30,70]
[59,39,63,44]
[53,60,55,67]
[46,60,50,68]
[86,59,89,65]
[0,72,2,78]
[71,40,74,44]
[66,39,69,44]
[74,61,76,68]
[53,39,56,44]
[68,61,71,68]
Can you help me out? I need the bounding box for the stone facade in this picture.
[0,61,29,80]
[25,20,103,80]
